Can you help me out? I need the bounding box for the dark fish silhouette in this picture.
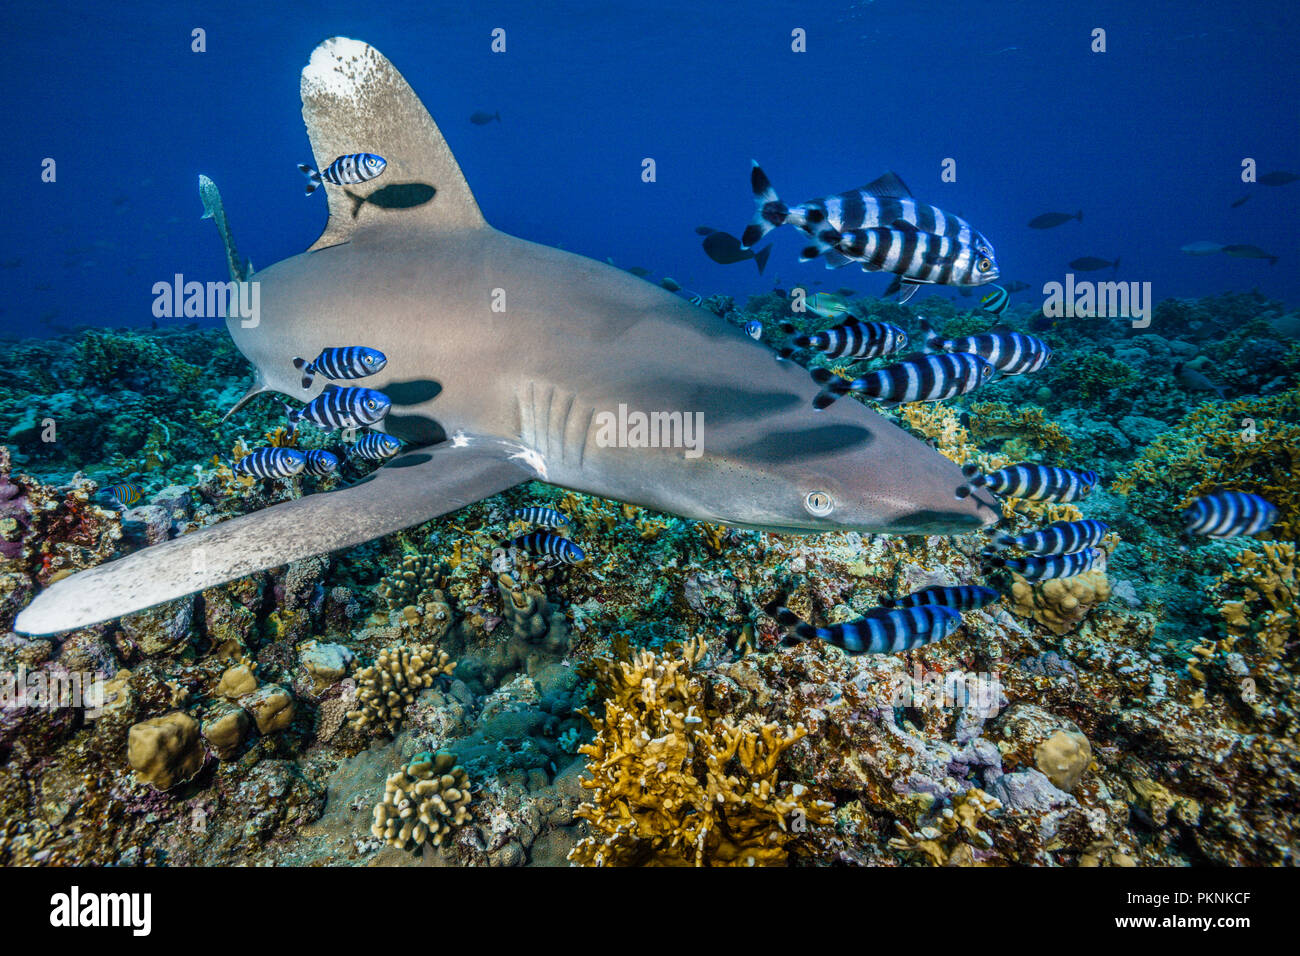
[1223,244,1278,264]
[1258,171,1298,186]
[1028,210,1082,229]
[1003,280,1031,293]
[702,230,772,274]
[625,266,651,277]
[1173,362,1225,397]
[470,110,501,125]
[1230,195,1250,208]
[1069,256,1119,272]
[694,225,718,236]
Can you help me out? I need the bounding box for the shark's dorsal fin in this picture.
[300,37,486,250]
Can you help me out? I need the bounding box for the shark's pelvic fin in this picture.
[220,374,269,423]
[300,37,486,251]
[14,438,535,635]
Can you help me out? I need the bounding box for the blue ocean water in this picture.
[2,0,1297,339]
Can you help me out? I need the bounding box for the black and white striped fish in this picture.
[988,547,1101,581]
[1182,490,1278,539]
[803,225,998,299]
[921,319,1051,375]
[233,447,306,479]
[349,432,402,460]
[513,506,570,528]
[809,352,993,409]
[741,162,997,267]
[284,386,391,432]
[292,346,387,389]
[768,603,962,654]
[957,463,1099,502]
[302,449,340,475]
[880,585,1000,611]
[298,153,387,195]
[989,519,1110,555]
[503,531,585,565]
[777,318,907,361]
[978,285,1010,316]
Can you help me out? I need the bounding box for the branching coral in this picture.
[1213,541,1298,665]
[965,401,1072,457]
[1113,385,1300,538]
[371,751,473,851]
[372,552,452,636]
[346,643,456,735]
[569,641,833,866]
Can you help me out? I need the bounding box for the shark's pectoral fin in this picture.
[300,37,486,251]
[14,437,536,635]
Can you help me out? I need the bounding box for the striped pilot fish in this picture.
[1182,490,1278,539]
[233,447,307,479]
[292,346,388,389]
[298,153,387,195]
[101,483,142,508]
[513,506,570,528]
[777,318,907,361]
[880,584,1000,611]
[989,519,1110,555]
[802,224,999,301]
[988,547,1101,582]
[302,449,340,475]
[349,433,403,460]
[957,463,1099,502]
[741,162,997,267]
[769,603,962,654]
[809,352,993,410]
[921,319,1051,375]
[503,531,585,565]
[284,386,391,432]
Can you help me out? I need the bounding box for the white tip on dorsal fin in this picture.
[300,37,486,251]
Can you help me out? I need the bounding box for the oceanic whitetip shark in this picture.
[15,37,997,635]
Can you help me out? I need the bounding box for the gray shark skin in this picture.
[14,37,997,635]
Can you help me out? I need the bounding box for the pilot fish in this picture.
[777,318,907,361]
[285,386,391,432]
[880,585,1000,611]
[513,506,570,528]
[233,447,307,479]
[298,153,387,195]
[958,464,1099,502]
[292,346,387,389]
[349,433,403,460]
[802,224,999,303]
[502,531,585,565]
[769,603,962,654]
[988,548,1101,581]
[1182,490,1277,539]
[810,352,993,409]
[989,519,1110,555]
[920,319,1051,375]
[302,449,340,475]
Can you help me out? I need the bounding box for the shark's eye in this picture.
[804,491,834,517]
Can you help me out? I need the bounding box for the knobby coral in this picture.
[346,643,457,735]
[371,751,473,851]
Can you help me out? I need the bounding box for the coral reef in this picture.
[371,750,474,851]
[347,643,457,735]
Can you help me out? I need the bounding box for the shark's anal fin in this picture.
[14,438,535,635]
[300,37,487,251]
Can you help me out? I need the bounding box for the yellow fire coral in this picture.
[1113,386,1300,538]
[371,751,473,851]
[346,643,456,735]
[1008,569,1111,635]
[965,401,1072,457]
[569,640,833,867]
[1214,541,1298,664]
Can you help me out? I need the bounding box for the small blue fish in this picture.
[233,447,306,479]
[513,507,570,528]
[102,483,142,508]
[745,319,764,340]
[298,153,387,195]
[285,386,390,433]
[1182,491,1277,539]
[349,433,403,460]
[988,547,1101,582]
[302,449,340,476]
[770,603,962,654]
[503,531,585,565]
[880,585,999,611]
[292,346,387,389]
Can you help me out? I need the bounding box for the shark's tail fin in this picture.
[298,163,323,195]
[741,162,787,249]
